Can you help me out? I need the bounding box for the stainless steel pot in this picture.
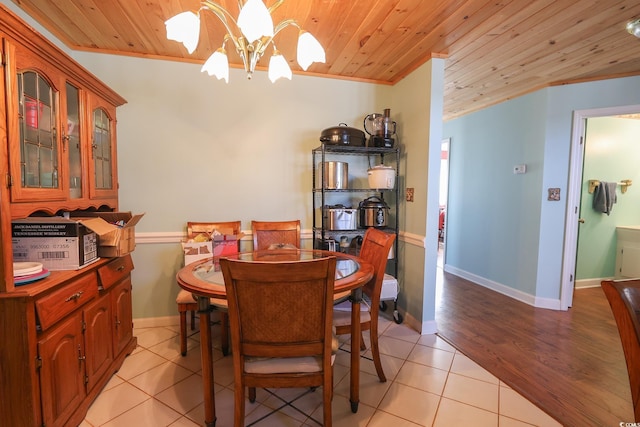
[321,161,348,189]
[359,196,389,228]
[324,205,358,230]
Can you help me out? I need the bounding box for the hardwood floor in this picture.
[435,269,634,426]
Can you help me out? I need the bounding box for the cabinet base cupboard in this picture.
[0,256,137,427]
[0,5,136,427]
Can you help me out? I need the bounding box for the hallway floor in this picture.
[80,310,561,427]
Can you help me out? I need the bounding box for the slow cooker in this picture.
[359,196,389,228]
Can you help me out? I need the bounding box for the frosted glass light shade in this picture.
[237,0,274,43]
[268,52,292,83]
[297,31,325,70]
[165,11,201,54]
[201,48,229,83]
[628,19,640,38]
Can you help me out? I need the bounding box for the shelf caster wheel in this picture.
[393,310,403,324]
[379,301,387,311]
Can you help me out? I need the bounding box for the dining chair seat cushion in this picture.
[210,298,228,310]
[245,354,336,374]
[176,289,228,311]
[333,308,371,327]
[333,298,370,312]
[176,289,197,304]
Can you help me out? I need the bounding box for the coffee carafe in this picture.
[363,108,396,147]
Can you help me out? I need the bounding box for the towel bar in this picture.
[588,179,632,194]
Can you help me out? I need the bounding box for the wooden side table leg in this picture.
[350,288,362,413]
[198,296,216,427]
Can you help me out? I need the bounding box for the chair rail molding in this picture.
[136,230,423,247]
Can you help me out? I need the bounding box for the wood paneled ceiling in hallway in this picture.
[9,0,640,120]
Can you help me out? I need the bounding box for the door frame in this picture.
[561,104,640,309]
[440,137,450,266]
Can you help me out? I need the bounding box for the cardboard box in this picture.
[182,229,241,268]
[79,212,144,257]
[12,217,99,270]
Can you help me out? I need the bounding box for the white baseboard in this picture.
[443,264,562,310]
[575,277,612,289]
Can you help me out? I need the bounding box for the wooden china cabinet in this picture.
[0,5,136,427]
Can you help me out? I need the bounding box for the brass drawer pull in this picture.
[117,265,125,272]
[65,291,84,302]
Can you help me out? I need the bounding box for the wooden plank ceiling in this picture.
[9,0,640,121]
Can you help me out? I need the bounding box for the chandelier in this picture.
[165,0,326,83]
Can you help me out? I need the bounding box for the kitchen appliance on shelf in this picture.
[324,204,358,230]
[359,196,390,228]
[364,108,396,148]
[320,123,365,146]
[368,164,395,189]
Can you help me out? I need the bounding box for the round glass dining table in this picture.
[176,249,374,427]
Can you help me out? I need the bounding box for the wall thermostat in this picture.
[513,164,527,174]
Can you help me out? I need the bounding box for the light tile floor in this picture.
[80,312,562,427]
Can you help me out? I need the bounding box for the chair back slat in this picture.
[251,220,301,250]
[359,228,396,306]
[187,221,242,250]
[221,257,336,358]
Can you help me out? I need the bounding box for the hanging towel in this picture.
[592,181,617,215]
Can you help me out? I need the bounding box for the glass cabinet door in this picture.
[92,108,112,190]
[66,83,82,199]
[18,71,58,189]
[87,94,118,201]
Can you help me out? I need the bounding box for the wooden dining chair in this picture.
[220,256,337,427]
[333,227,396,382]
[601,279,640,422]
[251,219,301,250]
[177,220,241,356]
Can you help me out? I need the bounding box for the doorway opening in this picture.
[438,138,450,269]
[561,104,640,309]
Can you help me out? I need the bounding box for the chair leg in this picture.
[359,332,366,351]
[249,387,256,403]
[179,309,187,356]
[220,312,230,356]
[190,310,196,330]
[370,324,386,382]
[324,369,333,427]
[235,383,246,427]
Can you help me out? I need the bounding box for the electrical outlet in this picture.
[406,188,414,202]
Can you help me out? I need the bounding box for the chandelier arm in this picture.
[268,0,285,14]
[200,1,245,53]
[273,18,300,38]
[200,1,240,35]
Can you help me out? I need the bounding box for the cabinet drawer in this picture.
[36,274,98,330]
[97,255,134,290]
